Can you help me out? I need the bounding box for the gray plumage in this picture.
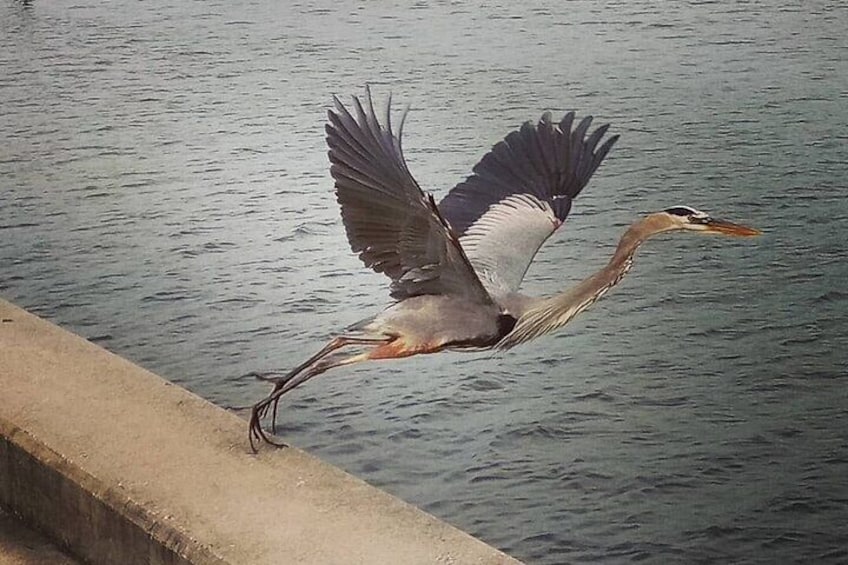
[327,93,490,303]
[246,87,759,450]
[440,110,617,295]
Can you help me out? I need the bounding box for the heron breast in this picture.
[374,296,505,349]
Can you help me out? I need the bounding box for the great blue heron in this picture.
[247,89,759,450]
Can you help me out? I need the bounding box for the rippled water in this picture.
[2,1,847,563]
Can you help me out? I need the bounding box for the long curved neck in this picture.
[559,223,644,311]
[579,213,671,299]
[605,215,656,278]
[498,215,664,349]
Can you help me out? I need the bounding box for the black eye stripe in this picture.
[664,206,696,217]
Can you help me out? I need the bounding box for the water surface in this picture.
[2,1,847,563]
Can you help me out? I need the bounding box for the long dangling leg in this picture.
[248,335,392,451]
[263,336,392,433]
[246,335,385,385]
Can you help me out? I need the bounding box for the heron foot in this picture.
[248,391,290,452]
[245,335,373,451]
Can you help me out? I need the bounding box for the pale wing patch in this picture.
[459,193,559,294]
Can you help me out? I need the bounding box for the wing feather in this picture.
[439,111,618,296]
[326,88,491,304]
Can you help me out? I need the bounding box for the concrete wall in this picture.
[0,299,521,565]
[0,505,80,565]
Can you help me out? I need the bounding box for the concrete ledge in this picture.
[0,299,520,565]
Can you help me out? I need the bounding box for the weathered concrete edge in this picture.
[0,298,522,565]
[0,418,223,565]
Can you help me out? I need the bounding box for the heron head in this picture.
[659,206,761,237]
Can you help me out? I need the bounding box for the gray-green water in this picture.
[2,1,847,562]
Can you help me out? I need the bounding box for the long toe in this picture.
[249,399,290,450]
[270,396,283,433]
[249,419,288,450]
[249,371,282,383]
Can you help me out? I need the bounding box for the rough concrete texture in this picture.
[0,298,521,565]
[0,506,80,565]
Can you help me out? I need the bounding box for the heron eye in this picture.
[664,206,695,217]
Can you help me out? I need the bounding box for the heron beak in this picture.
[702,218,761,237]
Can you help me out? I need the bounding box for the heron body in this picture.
[360,295,513,352]
[247,89,759,450]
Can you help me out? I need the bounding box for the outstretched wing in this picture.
[438,112,618,295]
[326,88,492,304]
